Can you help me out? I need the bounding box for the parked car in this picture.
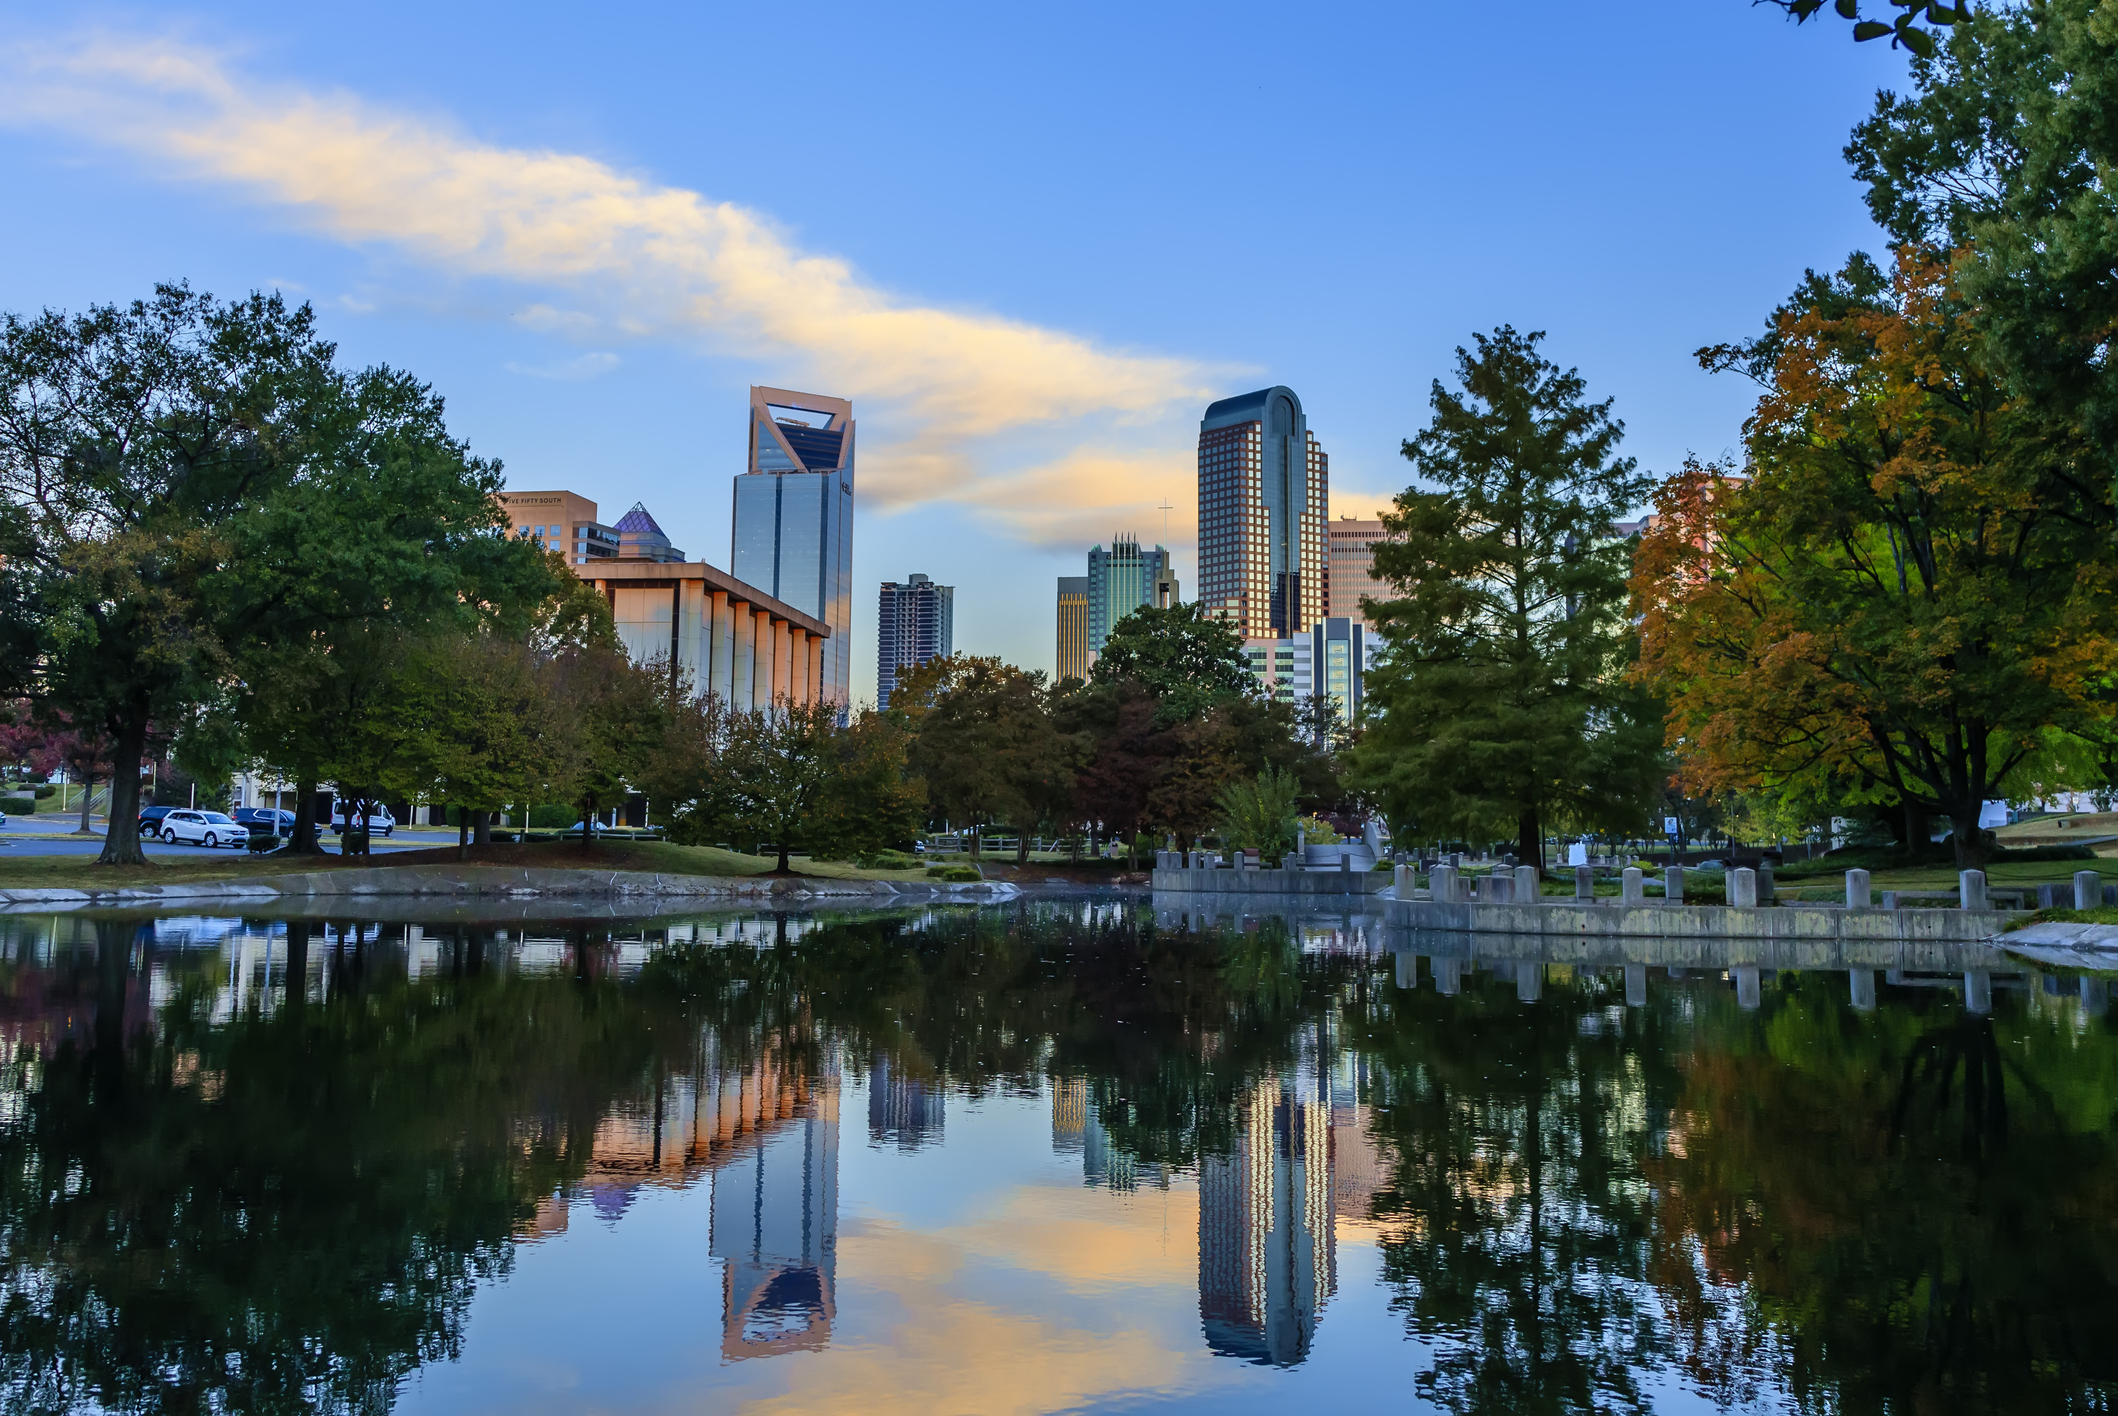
[234,807,296,837]
[138,805,177,836]
[157,809,246,848]
[567,820,609,834]
[329,804,395,838]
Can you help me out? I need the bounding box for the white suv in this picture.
[158,810,245,848]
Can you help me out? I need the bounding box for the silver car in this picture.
[159,809,245,848]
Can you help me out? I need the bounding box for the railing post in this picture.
[1729,867,1758,908]
[1514,865,1540,902]
[1665,865,1685,904]
[1845,868,1872,908]
[1621,867,1644,906]
[1575,865,1594,901]
[1849,968,1877,1010]
[2076,870,2102,910]
[1960,869,1988,911]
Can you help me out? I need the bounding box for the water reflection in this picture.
[0,903,2113,1412]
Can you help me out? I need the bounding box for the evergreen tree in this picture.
[1352,327,1662,866]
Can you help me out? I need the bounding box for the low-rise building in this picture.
[497,488,621,566]
[1241,617,1371,730]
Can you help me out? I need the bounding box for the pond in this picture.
[1,899,2112,1413]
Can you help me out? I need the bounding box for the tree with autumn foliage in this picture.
[1634,249,2117,865]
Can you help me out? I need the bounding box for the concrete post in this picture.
[1514,865,1540,902]
[1734,965,1762,1010]
[1964,970,1992,1014]
[1758,862,1776,904]
[2077,870,2103,910]
[1729,867,1758,908]
[1485,873,1511,904]
[1575,865,1595,900]
[1428,865,1454,903]
[2083,977,2109,1018]
[1340,852,1352,873]
[1850,968,1877,1010]
[1665,865,1684,904]
[1621,867,1644,905]
[1433,956,1463,995]
[1624,963,1647,1008]
[1846,868,1872,908]
[1395,863,1414,895]
[1516,963,1543,1003]
[2038,882,2064,910]
[1394,950,1417,989]
[1960,869,1988,911]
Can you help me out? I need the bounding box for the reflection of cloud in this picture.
[0,31,1217,541]
[942,1182,1200,1293]
[743,1217,1199,1416]
[505,350,619,381]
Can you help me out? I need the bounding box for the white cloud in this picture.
[504,350,620,381]
[0,31,1223,545]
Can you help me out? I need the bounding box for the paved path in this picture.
[0,817,447,859]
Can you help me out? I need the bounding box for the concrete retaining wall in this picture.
[0,865,902,909]
[1388,897,2011,944]
[1152,867,1389,896]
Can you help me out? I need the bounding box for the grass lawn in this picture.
[0,838,935,890]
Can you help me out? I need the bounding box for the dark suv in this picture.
[137,805,176,837]
[234,807,295,837]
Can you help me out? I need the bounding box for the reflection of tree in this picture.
[1645,979,2118,1412]
[1351,965,1678,1413]
[0,931,678,1413]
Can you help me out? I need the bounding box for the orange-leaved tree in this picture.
[1633,249,2118,865]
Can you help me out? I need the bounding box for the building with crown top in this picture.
[1198,388,1326,639]
[733,387,855,706]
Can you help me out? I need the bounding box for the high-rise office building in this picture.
[733,387,855,705]
[1198,387,1326,639]
[1087,536,1178,659]
[1326,516,1391,628]
[876,573,953,709]
[1056,576,1090,683]
[1239,618,1369,730]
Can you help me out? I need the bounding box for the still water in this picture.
[1,899,2113,1414]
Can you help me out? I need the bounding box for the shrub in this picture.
[862,850,922,871]
[0,796,34,815]
[527,804,575,829]
[926,864,982,882]
[30,785,54,799]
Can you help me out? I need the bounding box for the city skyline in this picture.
[0,6,1910,703]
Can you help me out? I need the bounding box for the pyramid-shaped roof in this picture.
[613,502,664,535]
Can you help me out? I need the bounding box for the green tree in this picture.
[1353,326,1662,867]
[721,697,848,872]
[547,644,668,849]
[1090,602,1255,724]
[900,655,1074,859]
[0,286,341,864]
[1765,0,1967,56]
[1214,764,1301,865]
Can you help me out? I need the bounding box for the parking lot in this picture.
[0,817,460,859]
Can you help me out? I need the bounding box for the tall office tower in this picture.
[876,573,954,709]
[1087,535,1177,658]
[1198,387,1327,639]
[1197,1070,1336,1367]
[1056,576,1090,682]
[1326,516,1391,628]
[733,387,855,705]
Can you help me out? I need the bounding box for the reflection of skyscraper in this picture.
[1050,1076,1165,1191]
[710,1058,841,1361]
[867,1053,945,1150]
[732,387,855,705]
[1197,1075,1335,1366]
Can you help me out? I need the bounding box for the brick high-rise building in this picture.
[1198,387,1326,639]
[1326,516,1392,628]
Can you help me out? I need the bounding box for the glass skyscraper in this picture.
[1087,535,1178,660]
[1055,576,1090,683]
[732,386,855,706]
[1198,387,1327,639]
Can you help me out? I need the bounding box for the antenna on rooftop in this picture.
[1157,497,1173,540]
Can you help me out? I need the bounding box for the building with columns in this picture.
[583,558,831,710]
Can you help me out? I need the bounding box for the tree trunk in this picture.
[1516,804,1542,880]
[970,827,981,861]
[777,840,791,872]
[1903,798,1924,857]
[472,808,490,846]
[457,805,469,860]
[285,920,309,1010]
[1017,828,1030,865]
[76,773,94,834]
[96,717,149,866]
[1951,801,1988,868]
[287,781,323,855]
[581,796,595,851]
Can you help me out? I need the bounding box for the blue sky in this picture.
[0,2,1910,704]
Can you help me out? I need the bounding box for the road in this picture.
[0,817,461,860]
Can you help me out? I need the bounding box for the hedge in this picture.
[0,796,34,815]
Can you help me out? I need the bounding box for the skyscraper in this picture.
[876,573,953,709]
[1087,535,1178,659]
[733,387,855,705]
[1326,516,1391,628]
[1198,387,1326,639]
[1056,576,1090,683]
